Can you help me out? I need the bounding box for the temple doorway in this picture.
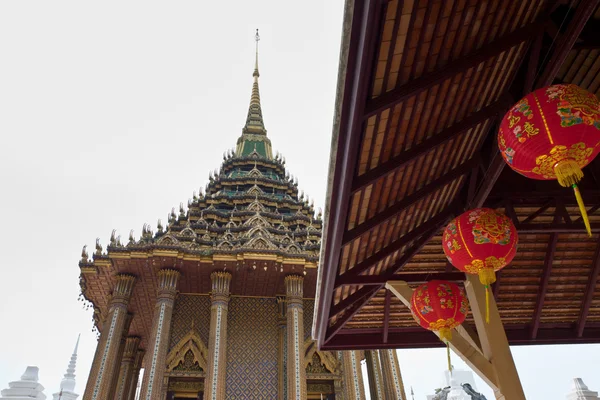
[307,379,335,399]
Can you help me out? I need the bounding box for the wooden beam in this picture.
[523,32,544,95]
[343,158,477,245]
[352,99,509,192]
[517,222,600,233]
[383,290,391,344]
[314,0,384,349]
[338,271,466,286]
[463,275,526,400]
[330,286,375,318]
[530,233,558,339]
[468,151,507,209]
[325,286,381,344]
[577,235,600,337]
[536,0,600,88]
[364,21,545,118]
[385,281,499,390]
[339,205,457,283]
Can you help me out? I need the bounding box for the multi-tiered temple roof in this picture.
[78,35,322,346]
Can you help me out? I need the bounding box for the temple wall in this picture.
[304,299,315,341]
[169,294,211,350]
[225,297,279,399]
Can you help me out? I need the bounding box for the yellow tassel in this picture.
[439,327,452,343]
[573,184,592,237]
[554,159,583,187]
[485,285,490,324]
[447,342,452,374]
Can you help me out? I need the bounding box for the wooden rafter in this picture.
[338,271,465,286]
[383,290,391,343]
[530,233,559,339]
[363,21,545,118]
[352,98,510,193]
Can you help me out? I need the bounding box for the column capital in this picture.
[157,269,181,299]
[285,275,304,299]
[210,271,232,297]
[110,275,136,308]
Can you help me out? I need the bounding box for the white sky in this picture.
[0,1,599,399]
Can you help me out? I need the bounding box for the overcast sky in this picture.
[0,1,599,399]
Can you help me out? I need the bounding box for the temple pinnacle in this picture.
[52,335,80,400]
[253,29,260,78]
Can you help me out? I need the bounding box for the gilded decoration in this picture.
[463,256,507,274]
[166,327,208,374]
[226,297,278,399]
[468,209,512,245]
[546,84,600,129]
[507,98,536,143]
[532,143,594,179]
[303,338,338,375]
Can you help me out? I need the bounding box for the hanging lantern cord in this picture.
[446,342,452,375]
[573,184,592,237]
[485,285,491,324]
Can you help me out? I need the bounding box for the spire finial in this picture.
[254,29,260,78]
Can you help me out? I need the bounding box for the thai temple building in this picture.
[0,367,46,400]
[76,32,407,400]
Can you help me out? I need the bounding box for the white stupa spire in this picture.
[52,335,80,400]
[0,366,46,399]
[567,378,599,400]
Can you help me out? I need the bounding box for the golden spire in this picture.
[242,28,266,135]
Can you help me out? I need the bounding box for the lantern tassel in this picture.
[573,184,592,237]
[478,269,496,324]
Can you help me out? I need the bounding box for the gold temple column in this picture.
[115,337,141,400]
[285,275,307,400]
[108,314,133,399]
[126,349,145,400]
[82,274,135,400]
[139,269,181,400]
[276,296,287,400]
[379,350,407,400]
[365,350,386,400]
[205,271,232,400]
[341,351,366,400]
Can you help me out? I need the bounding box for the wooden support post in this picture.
[386,279,526,399]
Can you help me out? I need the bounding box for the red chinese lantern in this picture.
[442,208,518,322]
[498,84,600,237]
[410,280,469,371]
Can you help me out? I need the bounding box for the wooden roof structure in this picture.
[314,0,600,350]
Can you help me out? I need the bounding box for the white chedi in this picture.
[567,378,599,400]
[0,366,46,400]
[52,335,80,400]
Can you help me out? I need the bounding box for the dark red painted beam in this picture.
[364,21,545,118]
[329,286,374,318]
[577,235,600,337]
[339,204,458,283]
[352,98,509,193]
[320,326,600,350]
[517,223,600,233]
[326,211,454,343]
[535,0,600,88]
[343,159,475,245]
[530,233,558,339]
[468,151,507,210]
[383,290,391,343]
[337,271,466,286]
[314,0,385,349]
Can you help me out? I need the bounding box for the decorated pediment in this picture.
[166,329,208,373]
[244,213,271,228]
[244,236,278,251]
[157,234,179,246]
[304,338,338,374]
[246,199,267,213]
[179,227,196,238]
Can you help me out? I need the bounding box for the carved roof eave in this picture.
[98,245,319,264]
